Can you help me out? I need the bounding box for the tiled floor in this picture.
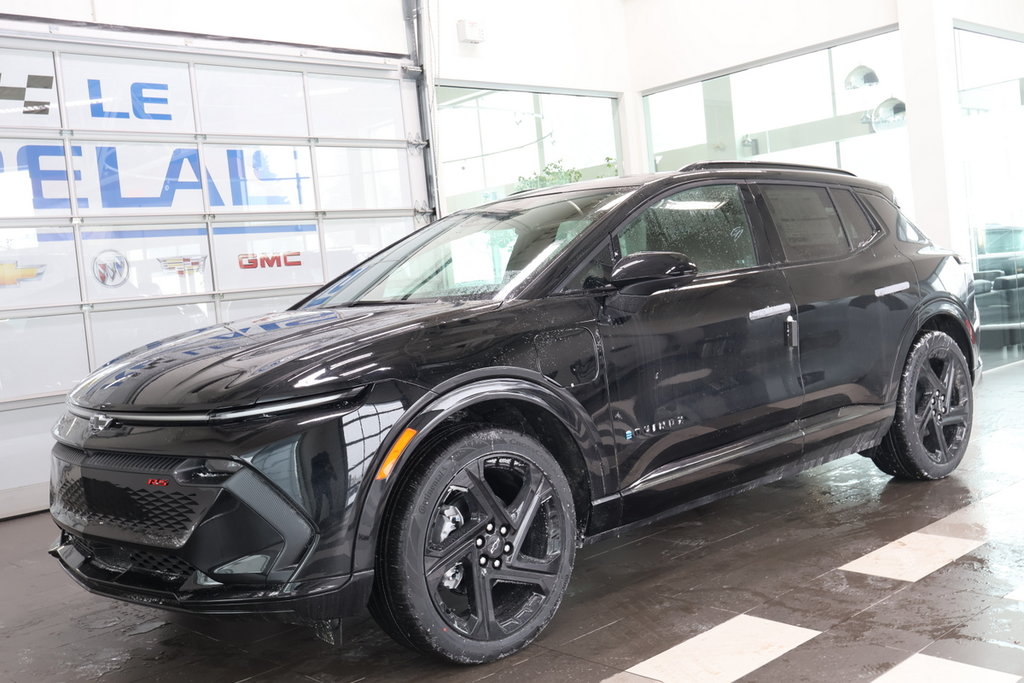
[2,361,1024,682]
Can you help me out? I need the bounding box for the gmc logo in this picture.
[238,252,302,269]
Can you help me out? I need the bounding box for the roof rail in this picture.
[678,160,856,177]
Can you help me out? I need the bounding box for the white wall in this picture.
[0,0,409,55]
[952,0,1024,36]
[429,0,631,93]
[624,0,898,93]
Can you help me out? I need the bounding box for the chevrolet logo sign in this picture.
[88,413,115,432]
[0,261,45,287]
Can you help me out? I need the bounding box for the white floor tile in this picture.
[839,531,983,582]
[872,653,1020,683]
[624,614,819,683]
[1005,586,1024,601]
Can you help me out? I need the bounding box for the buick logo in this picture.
[88,413,115,432]
[93,250,129,287]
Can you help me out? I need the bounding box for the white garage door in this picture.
[0,28,431,517]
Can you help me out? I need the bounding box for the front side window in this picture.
[303,188,633,306]
[761,184,851,261]
[617,184,758,273]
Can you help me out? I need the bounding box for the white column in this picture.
[617,90,649,175]
[897,0,971,255]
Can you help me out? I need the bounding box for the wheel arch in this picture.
[887,296,978,404]
[352,369,607,573]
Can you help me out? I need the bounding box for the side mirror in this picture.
[609,251,698,294]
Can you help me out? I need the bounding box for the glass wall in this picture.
[435,87,619,212]
[645,31,913,216]
[0,40,428,408]
[956,29,1024,367]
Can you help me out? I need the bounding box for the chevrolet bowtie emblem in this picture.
[89,413,115,432]
[0,261,46,287]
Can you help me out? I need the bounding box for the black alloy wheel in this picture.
[872,331,973,479]
[370,427,576,664]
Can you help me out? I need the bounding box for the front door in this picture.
[574,182,805,523]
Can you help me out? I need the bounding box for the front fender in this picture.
[350,368,609,573]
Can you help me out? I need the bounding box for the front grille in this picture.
[56,477,200,542]
[73,536,197,585]
[52,444,211,548]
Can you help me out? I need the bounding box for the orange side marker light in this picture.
[375,428,418,480]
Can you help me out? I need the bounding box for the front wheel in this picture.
[370,427,577,664]
[872,331,973,480]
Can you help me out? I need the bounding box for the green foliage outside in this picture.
[514,157,617,192]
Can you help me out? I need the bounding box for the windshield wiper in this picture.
[344,300,418,306]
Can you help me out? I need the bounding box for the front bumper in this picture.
[48,439,368,620]
[50,530,373,619]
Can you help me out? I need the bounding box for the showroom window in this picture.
[0,39,429,411]
[644,31,913,216]
[435,86,620,213]
[956,29,1024,366]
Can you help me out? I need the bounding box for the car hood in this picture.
[68,302,500,413]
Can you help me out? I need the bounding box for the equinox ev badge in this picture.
[625,415,686,440]
[88,413,115,432]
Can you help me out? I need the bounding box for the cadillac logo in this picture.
[93,250,129,287]
[158,255,207,275]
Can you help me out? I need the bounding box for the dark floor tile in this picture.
[827,582,1001,652]
[922,600,1024,676]
[0,512,56,566]
[748,569,908,631]
[540,590,730,670]
[736,628,909,682]
[915,541,1024,598]
[677,557,828,613]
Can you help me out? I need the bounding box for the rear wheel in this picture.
[872,331,973,480]
[370,427,576,664]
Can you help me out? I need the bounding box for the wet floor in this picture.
[2,361,1023,682]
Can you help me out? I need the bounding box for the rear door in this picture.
[753,182,918,438]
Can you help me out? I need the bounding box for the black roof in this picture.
[503,160,892,203]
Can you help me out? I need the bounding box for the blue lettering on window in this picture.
[16,144,89,209]
[130,82,172,120]
[87,79,130,119]
[97,146,223,208]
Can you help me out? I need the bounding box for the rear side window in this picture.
[617,184,758,274]
[831,189,878,247]
[760,185,850,261]
[858,192,930,244]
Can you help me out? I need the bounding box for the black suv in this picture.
[49,161,979,664]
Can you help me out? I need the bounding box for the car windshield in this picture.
[302,188,634,306]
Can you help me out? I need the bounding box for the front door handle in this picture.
[785,315,799,348]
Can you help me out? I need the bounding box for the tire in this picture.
[369,427,577,664]
[872,331,973,480]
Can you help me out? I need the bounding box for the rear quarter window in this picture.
[858,192,930,244]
